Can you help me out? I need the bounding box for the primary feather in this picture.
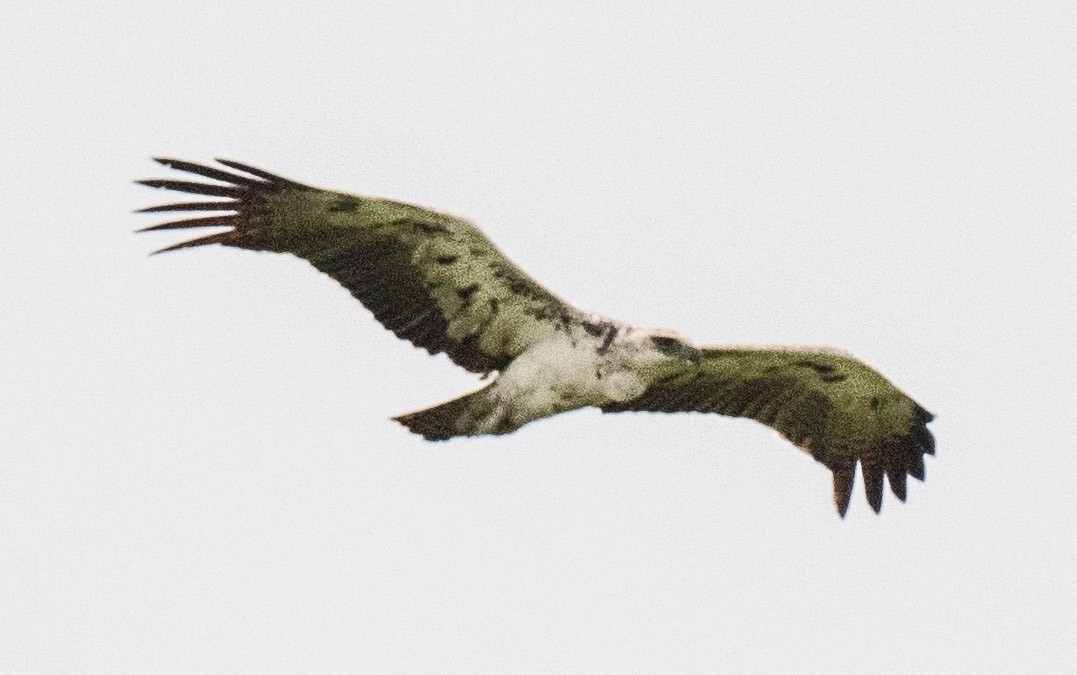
[138,158,935,516]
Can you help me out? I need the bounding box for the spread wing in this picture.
[601,346,935,516]
[137,158,586,374]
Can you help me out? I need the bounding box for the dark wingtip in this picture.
[214,158,301,186]
[889,469,908,502]
[136,215,238,232]
[908,453,926,481]
[148,231,233,254]
[862,459,884,514]
[136,178,245,198]
[135,201,240,214]
[832,461,855,518]
[921,429,936,456]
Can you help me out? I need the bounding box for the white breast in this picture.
[496,332,648,418]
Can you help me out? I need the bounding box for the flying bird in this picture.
[137,158,935,516]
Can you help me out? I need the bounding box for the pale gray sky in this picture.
[3,2,1076,671]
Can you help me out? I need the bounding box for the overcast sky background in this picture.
[3,2,1076,672]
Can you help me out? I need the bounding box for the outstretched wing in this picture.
[601,346,935,516]
[137,158,586,374]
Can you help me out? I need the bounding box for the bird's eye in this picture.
[651,336,682,353]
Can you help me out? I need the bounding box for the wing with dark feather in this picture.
[601,346,934,516]
[137,158,586,374]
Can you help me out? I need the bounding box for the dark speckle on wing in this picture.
[583,320,618,354]
[582,322,605,337]
[327,196,360,212]
[456,283,479,308]
[492,268,534,296]
[794,359,845,383]
[411,220,451,235]
[597,327,617,355]
[793,360,836,374]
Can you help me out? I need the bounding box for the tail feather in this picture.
[393,389,496,441]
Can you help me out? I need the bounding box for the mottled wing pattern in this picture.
[137,158,585,373]
[602,347,935,516]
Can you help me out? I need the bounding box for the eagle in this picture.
[138,158,935,517]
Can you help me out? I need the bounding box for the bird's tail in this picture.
[393,387,502,440]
